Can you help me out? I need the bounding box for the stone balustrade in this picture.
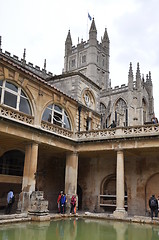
[0,104,34,125]
[1,103,159,141]
[75,124,159,141]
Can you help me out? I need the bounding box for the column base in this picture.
[113,208,128,219]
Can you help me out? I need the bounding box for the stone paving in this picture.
[0,211,159,226]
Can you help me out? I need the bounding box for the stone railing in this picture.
[75,124,159,141]
[0,104,34,125]
[41,120,74,138]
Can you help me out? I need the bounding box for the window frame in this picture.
[42,104,71,130]
[0,80,32,115]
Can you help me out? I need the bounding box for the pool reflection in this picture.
[1,218,159,240]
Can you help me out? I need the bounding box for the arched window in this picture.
[0,80,31,115]
[142,98,147,123]
[0,150,24,176]
[100,102,106,114]
[115,98,128,127]
[42,104,71,130]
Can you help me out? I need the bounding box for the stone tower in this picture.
[64,18,110,90]
[50,19,154,129]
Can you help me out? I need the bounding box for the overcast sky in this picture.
[0,0,159,117]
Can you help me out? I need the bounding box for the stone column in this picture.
[113,150,127,218]
[18,142,38,212]
[65,151,78,213]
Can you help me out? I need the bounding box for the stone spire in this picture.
[89,18,97,41]
[102,28,110,47]
[22,48,26,65]
[65,30,72,45]
[65,30,72,55]
[44,59,46,70]
[128,62,133,90]
[23,48,26,61]
[136,62,141,90]
[146,71,152,84]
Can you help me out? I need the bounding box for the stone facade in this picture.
[48,18,154,129]
[0,19,158,219]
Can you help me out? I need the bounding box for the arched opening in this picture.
[100,174,127,213]
[145,173,159,213]
[0,150,24,176]
[0,150,24,212]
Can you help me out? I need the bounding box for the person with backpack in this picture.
[149,194,158,219]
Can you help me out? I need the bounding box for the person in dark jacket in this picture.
[60,193,66,214]
[149,194,158,219]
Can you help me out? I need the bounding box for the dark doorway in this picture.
[77,184,82,210]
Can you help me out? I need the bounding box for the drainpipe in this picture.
[78,106,82,132]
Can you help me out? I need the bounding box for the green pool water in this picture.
[0,218,159,240]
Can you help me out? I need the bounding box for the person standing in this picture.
[5,190,14,214]
[60,192,66,214]
[70,195,76,214]
[57,191,63,213]
[149,194,158,219]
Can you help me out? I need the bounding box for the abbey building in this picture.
[0,18,158,218]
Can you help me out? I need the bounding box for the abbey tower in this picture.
[47,18,154,129]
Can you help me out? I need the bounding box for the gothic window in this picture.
[142,98,147,123]
[82,55,86,63]
[115,98,128,127]
[0,80,32,115]
[100,103,106,114]
[71,59,75,67]
[42,104,71,130]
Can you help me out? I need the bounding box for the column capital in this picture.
[66,151,78,157]
[115,148,124,153]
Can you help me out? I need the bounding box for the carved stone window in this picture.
[42,104,71,130]
[115,98,128,127]
[0,80,31,115]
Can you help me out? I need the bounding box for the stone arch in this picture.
[145,173,159,212]
[114,98,128,127]
[0,149,25,176]
[101,174,116,195]
[100,174,128,212]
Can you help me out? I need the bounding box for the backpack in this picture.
[150,199,156,207]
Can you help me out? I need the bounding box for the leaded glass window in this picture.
[0,80,32,115]
[42,104,71,130]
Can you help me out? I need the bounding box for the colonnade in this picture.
[19,142,127,218]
